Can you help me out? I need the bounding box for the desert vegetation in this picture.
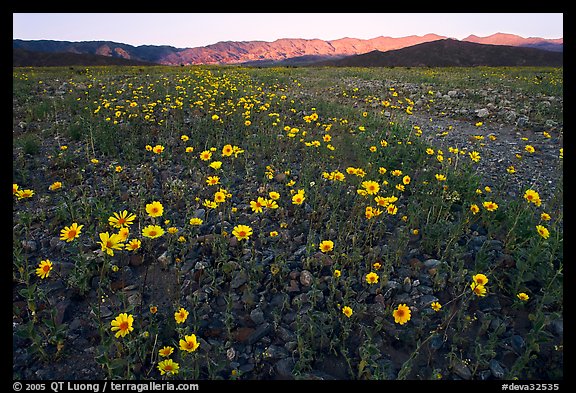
[13,65,562,380]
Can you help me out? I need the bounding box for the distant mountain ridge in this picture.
[13,32,563,66]
[316,39,563,67]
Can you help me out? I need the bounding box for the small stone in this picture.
[247,322,272,345]
[275,358,295,379]
[249,308,265,325]
[476,108,489,118]
[549,319,563,337]
[230,271,248,289]
[489,359,506,379]
[300,270,313,287]
[129,254,144,266]
[157,251,170,269]
[511,335,526,354]
[452,360,472,380]
[21,240,37,252]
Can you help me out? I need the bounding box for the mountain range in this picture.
[13,33,563,67]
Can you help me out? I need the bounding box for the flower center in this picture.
[68,230,77,238]
[120,321,129,331]
[149,230,157,237]
[238,231,246,237]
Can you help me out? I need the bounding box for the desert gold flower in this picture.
[152,144,165,154]
[60,223,83,242]
[185,146,194,153]
[402,175,411,185]
[125,238,141,251]
[206,176,220,186]
[362,180,380,195]
[319,240,334,253]
[292,190,305,205]
[391,169,402,177]
[13,183,19,195]
[472,274,488,286]
[393,304,411,325]
[470,204,480,215]
[263,199,278,209]
[386,204,398,215]
[482,201,498,211]
[189,217,203,226]
[109,210,137,228]
[157,359,179,376]
[214,191,226,204]
[517,293,529,301]
[16,189,35,200]
[431,302,442,312]
[142,225,164,239]
[181,134,189,142]
[536,225,550,239]
[525,145,535,153]
[209,161,222,169]
[49,181,62,191]
[99,232,125,256]
[540,212,551,221]
[374,196,389,207]
[199,150,212,161]
[146,201,164,217]
[365,272,379,284]
[373,262,382,270]
[342,306,353,318]
[150,306,158,314]
[469,151,481,162]
[470,282,487,297]
[334,269,341,278]
[435,174,446,181]
[167,227,178,234]
[159,346,174,358]
[222,144,234,157]
[174,307,189,324]
[269,231,279,237]
[110,313,134,338]
[269,191,280,200]
[250,197,265,213]
[203,199,218,209]
[232,224,253,241]
[524,189,541,206]
[507,165,516,174]
[36,259,53,279]
[179,334,200,352]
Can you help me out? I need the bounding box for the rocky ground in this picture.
[13,73,563,381]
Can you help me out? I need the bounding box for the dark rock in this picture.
[231,271,248,289]
[452,359,472,380]
[478,295,501,312]
[275,358,295,379]
[549,318,563,337]
[423,259,442,268]
[247,322,272,345]
[489,359,506,379]
[249,308,265,325]
[511,335,526,354]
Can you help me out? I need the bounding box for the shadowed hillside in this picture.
[316,39,563,67]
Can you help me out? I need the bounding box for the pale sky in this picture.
[13,13,563,49]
